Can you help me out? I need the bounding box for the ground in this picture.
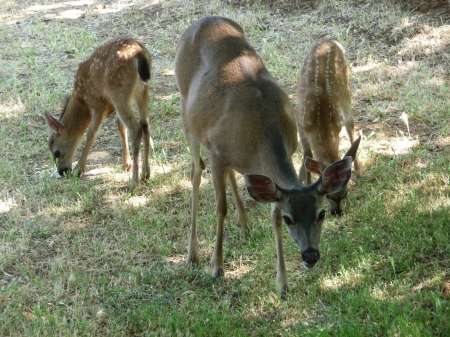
[0,1,449,336]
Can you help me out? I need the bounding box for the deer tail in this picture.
[136,52,151,82]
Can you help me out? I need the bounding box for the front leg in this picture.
[187,140,203,268]
[271,203,288,299]
[210,164,228,278]
[74,109,107,174]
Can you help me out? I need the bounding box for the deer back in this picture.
[175,16,298,187]
[297,39,350,166]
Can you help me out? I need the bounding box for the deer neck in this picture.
[60,95,91,140]
[260,133,299,190]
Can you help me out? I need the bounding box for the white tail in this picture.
[175,16,354,298]
[45,37,152,188]
[297,39,362,215]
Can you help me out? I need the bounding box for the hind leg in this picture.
[114,101,142,188]
[136,83,151,181]
[228,171,248,238]
[341,101,362,179]
[116,116,132,172]
[298,128,313,184]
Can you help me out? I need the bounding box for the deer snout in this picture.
[58,167,71,177]
[326,190,347,216]
[302,248,320,269]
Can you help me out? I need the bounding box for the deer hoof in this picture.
[122,162,132,172]
[186,254,200,269]
[141,172,150,181]
[212,267,224,278]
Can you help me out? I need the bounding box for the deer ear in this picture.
[316,156,352,195]
[45,112,67,136]
[244,174,282,203]
[305,157,326,175]
[343,136,361,160]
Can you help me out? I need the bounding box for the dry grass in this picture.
[1,0,449,336]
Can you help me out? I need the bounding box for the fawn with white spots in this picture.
[175,16,355,298]
[45,37,152,188]
[297,40,362,215]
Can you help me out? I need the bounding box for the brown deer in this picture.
[175,16,358,298]
[45,37,152,188]
[297,39,362,215]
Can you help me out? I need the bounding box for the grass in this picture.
[1,0,449,336]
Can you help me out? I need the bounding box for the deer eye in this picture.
[318,210,326,221]
[53,150,61,158]
[282,215,293,226]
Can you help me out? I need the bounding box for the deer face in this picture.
[45,112,79,177]
[279,189,326,269]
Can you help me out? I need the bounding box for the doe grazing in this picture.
[297,39,362,215]
[45,37,152,188]
[175,16,355,298]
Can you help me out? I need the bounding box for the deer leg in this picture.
[187,135,202,268]
[210,161,228,278]
[74,109,107,174]
[341,102,362,179]
[116,116,132,172]
[115,102,141,188]
[271,203,288,299]
[298,128,313,184]
[228,171,248,238]
[136,83,151,181]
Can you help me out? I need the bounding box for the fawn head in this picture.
[45,99,85,177]
[305,136,360,215]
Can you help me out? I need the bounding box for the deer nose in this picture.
[58,167,71,177]
[302,248,320,269]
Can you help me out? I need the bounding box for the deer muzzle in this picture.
[58,167,71,177]
[302,248,320,269]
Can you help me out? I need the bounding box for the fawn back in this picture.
[45,37,151,188]
[175,16,354,298]
[297,39,361,215]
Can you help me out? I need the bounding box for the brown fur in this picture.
[297,39,362,215]
[45,37,152,188]
[175,17,355,298]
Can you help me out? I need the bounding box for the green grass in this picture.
[1,0,449,336]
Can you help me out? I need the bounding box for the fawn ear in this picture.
[305,157,326,175]
[343,136,361,160]
[316,156,352,195]
[45,112,67,136]
[244,174,282,203]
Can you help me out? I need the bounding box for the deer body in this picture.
[175,16,355,297]
[45,37,151,188]
[297,40,361,215]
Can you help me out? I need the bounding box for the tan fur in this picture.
[175,17,355,298]
[297,40,362,214]
[45,37,152,188]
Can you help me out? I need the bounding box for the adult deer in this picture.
[297,39,362,215]
[175,16,356,298]
[45,37,152,188]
